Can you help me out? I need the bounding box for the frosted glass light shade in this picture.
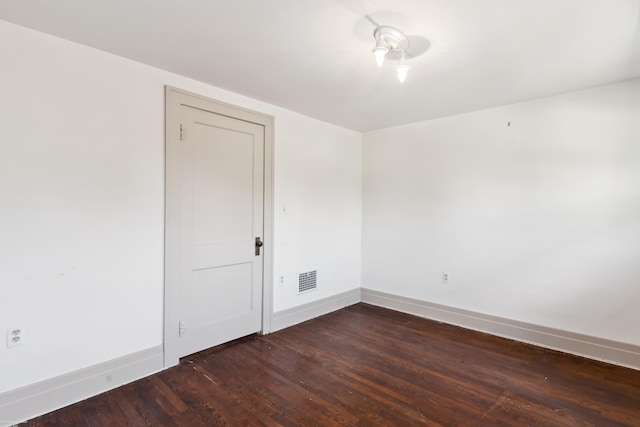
[372,35,389,68]
[373,48,387,67]
[396,63,409,82]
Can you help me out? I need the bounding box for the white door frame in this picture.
[163,86,274,367]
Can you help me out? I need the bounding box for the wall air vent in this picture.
[298,270,318,293]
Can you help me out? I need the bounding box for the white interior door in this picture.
[165,94,267,362]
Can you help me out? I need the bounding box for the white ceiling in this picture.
[2,0,640,131]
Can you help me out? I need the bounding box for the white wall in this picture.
[363,78,640,346]
[273,114,362,311]
[0,20,361,394]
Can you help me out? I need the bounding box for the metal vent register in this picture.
[298,270,318,293]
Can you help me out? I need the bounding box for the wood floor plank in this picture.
[22,303,640,426]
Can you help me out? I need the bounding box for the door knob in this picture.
[255,237,264,256]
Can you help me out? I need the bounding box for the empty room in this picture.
[1,1,639,425]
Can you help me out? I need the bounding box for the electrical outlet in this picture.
[7,326,24,348]
[279,275,284,287]
[442,272,450,285]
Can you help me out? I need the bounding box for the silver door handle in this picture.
[255,237,264,256]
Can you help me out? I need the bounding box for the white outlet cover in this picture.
[7,326,24,348]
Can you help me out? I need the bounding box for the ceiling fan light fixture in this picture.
[371,25,411,82]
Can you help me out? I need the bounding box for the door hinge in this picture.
[179,321,187,337]
[180,124,185,141]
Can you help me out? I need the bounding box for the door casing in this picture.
[163,86,274,367]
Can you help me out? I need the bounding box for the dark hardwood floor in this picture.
[24,303,640,426]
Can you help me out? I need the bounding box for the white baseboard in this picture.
[0,345,164,427]
[361,288,640,371]
[271,288,361,332]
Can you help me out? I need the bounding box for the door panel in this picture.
[192,124,254,245]
[191,263,254,325]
